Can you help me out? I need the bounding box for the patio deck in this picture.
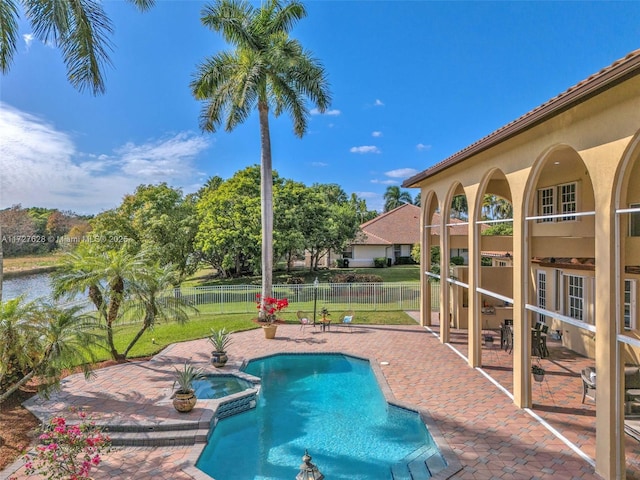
[3,314,640,480]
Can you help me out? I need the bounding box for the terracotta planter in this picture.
[211,351,228,368]
[263,324,278,339]
[173,390,197,412]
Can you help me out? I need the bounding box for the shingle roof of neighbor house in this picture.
[353,204,473,246]
[403,48,640,187]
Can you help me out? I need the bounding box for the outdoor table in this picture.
[319,320,331,332]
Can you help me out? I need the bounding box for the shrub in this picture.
[330,273,383,283]
[395,256,416,265]
[284,276,304,284]
[21,409,112,480]
[373,257,387,268]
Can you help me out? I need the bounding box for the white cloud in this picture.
[372,131,382,137]
[349,145,381,154]
[416,143,432,151]
[374,99,384,106]
[385,168,419,178]
[23,34,34,50]
[311,161,328,167]
[371,179,397,185]
[0,103,210,214]
[310,108,341,116]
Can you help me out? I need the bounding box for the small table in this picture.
[319,320,331,332]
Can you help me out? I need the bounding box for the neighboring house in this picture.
[341,204,420,267]
[338,203,480,268]
[403,49,640,478]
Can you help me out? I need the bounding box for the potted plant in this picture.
[172,362,204,413]
[532,364,545,382]
[208,327,231,368]
[256,294,289,339]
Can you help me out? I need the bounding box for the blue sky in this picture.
[1,1,640,215]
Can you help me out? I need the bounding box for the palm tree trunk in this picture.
[258,101,274,306]
[0,370,34,405]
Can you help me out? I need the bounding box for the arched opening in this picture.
[475,170,514,366]
[443,183,470,335]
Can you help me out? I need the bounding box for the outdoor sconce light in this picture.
[296,449,324,480]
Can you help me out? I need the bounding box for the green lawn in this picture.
[184,264,420,287]
[98,309,418,361]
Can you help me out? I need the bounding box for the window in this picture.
[537,270,547,323]
[630,203,640,237]
[559,182,577,221]
[537,187,554,223]
[342,246,353,259]
[565,274,584,321]
[625,279,637,330]
[536,181,578,222]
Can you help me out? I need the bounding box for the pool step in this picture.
[107,427,209,447]
[390,446,447,480]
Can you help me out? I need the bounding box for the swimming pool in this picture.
[193,374,253,399]
[196,353,440,480]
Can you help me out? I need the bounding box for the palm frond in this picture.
[0,0,19,72]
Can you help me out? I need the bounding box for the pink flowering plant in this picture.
[256,294,289,323]
[21,408,112,480]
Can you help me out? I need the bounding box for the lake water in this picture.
[3,272,54,301]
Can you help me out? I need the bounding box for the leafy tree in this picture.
[0,0,154,95]
[90,183,199,280]
[191,0,331,316]
[0,298,100,404]
[349,193,377,224]
[383,186,413,212]
[196,166,263,277]
[303,184,359,271]
[482,222,514,236]
[450,195,468,220]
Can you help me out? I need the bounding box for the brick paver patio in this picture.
[3,314,640,480]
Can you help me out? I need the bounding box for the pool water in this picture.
[193,375,253,399]
[196,354,437,480]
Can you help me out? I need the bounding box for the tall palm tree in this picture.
[191,0,331,312]
[0,0,153,95]
[383,186,413,212]
[52,244,148,362]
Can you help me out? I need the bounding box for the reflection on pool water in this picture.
[196,353,439,480]
[193,375,253,399]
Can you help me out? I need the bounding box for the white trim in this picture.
[425,271,441,280]
[618,334,640,349]
[525,304,597,332]
[616,207,640,214]
[525,210,595,222]
[476,287,513,305]
[476,218,514,225]
[445,221,469,227]
[446,277,469,288]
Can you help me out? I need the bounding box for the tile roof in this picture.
[403,49,640,187]
[352,204,477,245]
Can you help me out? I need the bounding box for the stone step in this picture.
[108,427,209,447]
[407,458,431,480]
[425,452,447,476]
[390,463,412,480]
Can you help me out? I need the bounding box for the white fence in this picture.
[175,282,438,314]
[62,282,441,318]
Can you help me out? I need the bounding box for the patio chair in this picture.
[339,311,354,332]
[581,367,596,403]
[297,311,311,332]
